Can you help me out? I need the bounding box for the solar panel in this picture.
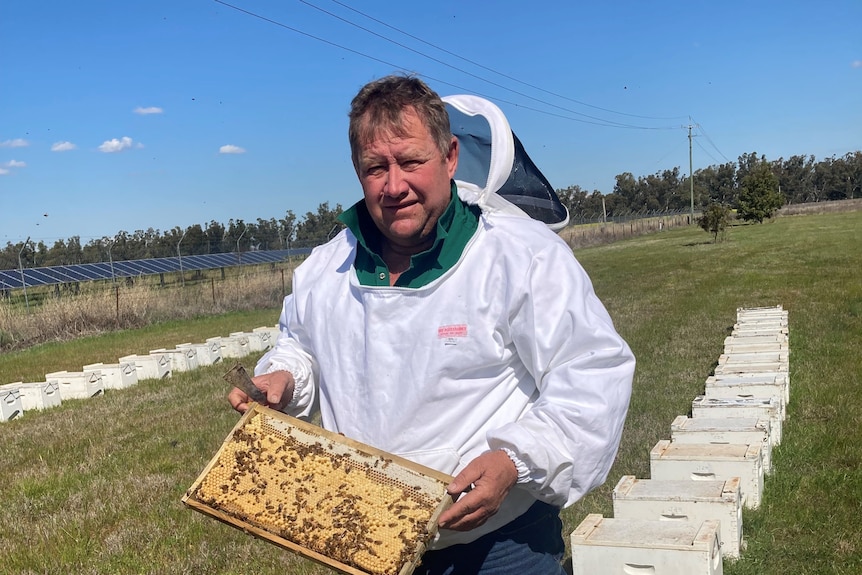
[1,248,312,289]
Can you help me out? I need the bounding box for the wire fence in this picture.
[0,266,294,350]
[560,211,697,250]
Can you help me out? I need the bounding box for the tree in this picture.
[295,202,344,247]
[736,160,783,223]
[697,203,731,242]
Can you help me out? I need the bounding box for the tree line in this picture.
[557,150,861,222]
[3,150,859,271]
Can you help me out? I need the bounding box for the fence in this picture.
[560,212,696,250]
[0,266,294,351]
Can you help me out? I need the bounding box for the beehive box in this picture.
[705,372,789,407]
[178,342,222,366]
[613,475,743,558]
[0,387,24,421]
[0,381,62,411]
[150,347,199,373]
[718,351,789,365]
[713,361,788,376]
[218,334,252,358]
[670,415,773,473]
[83,362,138,390]
[46,370,104,400]
[183,404,454,575]
[723,341,788,355]
[231,331,267,353]
[691,396,783,445]
[119,354,172,381]
[570,514,723,575]
[649,440,763,509]
[253,325,280,349]
[723,335,787,348]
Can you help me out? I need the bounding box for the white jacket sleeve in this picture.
[485,240,635,507]
[254,294,318,418]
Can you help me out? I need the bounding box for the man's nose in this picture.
[383,165,408,196]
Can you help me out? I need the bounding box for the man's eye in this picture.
[366,165,385,176]
[401,160,422,170]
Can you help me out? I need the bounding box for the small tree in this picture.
[697,203,731,242]
[736,160,783,223]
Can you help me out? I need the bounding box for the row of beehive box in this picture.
[0,326,281,422]
[570,305,789,575]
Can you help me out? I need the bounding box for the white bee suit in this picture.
[255,95,634,548]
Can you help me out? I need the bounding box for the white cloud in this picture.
[134,106,164,115]
[219,144,246,154]
[99,136,136,153]
[0,168,9,175]
[3,160,26,168]
[852,60,862,69]
[0,138,29,148]
[51,141,77,152]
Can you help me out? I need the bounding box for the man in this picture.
[228,75,635,574]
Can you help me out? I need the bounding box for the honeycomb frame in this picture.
[183,404,454,575]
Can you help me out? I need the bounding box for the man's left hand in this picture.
[437,450,518,531]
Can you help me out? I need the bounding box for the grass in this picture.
[1,210,860,574]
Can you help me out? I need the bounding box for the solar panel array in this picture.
[0,248,312,290]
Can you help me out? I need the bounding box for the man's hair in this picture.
[348,74,452,172]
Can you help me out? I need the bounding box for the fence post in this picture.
[211,278,216,305]
[115,285,120,324]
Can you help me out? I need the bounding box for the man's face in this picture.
[356,107,458,252]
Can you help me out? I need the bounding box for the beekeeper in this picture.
[228,74,635,575]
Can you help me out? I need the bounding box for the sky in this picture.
[1,0,860,247]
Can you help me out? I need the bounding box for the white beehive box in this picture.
[649,440,763,509]
[0,387,24,421]
[724,334,787,347]
[177,342,221,366]
[119,354,172,381]
[231,331,265,353]
[204,337,228,363]
[150,347,199,373]
[670,415,773,473]
[706,372,789,407]
[732,320,787,332]
[83,362,138,390]
[219,333,251,358]
[723,342,788,355]
[691,395,782,445]
[737,304,784,315]
[714,361,787,376]
[0,381,61,411]
[252,326,278,350]
[718,351,789,365]
[612,475,743,558]
[46,370,105,400]
[571,514,722,575]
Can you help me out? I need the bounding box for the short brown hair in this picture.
[348,74,452,172]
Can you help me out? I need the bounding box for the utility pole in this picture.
[18,236,31,313]
[688,124,695,223]
[177,229,188,287]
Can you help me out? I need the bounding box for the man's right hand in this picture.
[228,370,295,414]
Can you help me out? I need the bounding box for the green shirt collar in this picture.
[338,182,480,288]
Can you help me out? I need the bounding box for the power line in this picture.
[213,0,679,130]
[692,119,731,163]
[321,0,688,122]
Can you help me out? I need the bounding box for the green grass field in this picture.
[1,211,860,574]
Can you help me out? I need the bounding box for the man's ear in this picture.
[446,136,459,179]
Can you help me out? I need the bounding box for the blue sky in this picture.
[1,0,860,247]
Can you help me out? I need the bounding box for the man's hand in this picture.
[227,370,295,414]
[437,450,518,531]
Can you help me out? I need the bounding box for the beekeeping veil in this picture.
[443,94,569,231]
